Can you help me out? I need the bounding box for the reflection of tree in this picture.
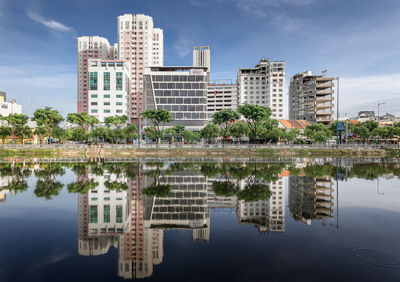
[67,179,99,194]
[34,163,65,199]
[205,162,284,202]
[0,163,31,194]
[142,162,171,198]
[237,183,272,202]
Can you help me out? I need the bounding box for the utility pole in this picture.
[378,102,385,127]
[336,77,340,148]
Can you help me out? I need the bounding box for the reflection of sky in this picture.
[338,178,400,213]
[0,166,400,281]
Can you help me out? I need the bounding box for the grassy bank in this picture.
[0,147,398,159]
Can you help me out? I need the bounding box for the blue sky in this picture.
[0,0,399,117]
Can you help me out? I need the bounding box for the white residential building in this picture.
[237,58,286,119]
[193,46,210,71]
[207,80,239,119]
[117,14,164,124]
[87,59,129,122]
[0,99,22,116]
[77,36,117,114]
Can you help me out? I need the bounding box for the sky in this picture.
[0,0,400,117]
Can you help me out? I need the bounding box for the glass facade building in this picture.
[143,66,209,130]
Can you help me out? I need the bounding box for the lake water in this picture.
[0,159,399,282]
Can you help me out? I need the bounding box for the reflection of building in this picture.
[144,169,210,242]
[289,176,334,225]
[237,178,286,233]
[77,165,211,279]
[206,177,237,211]
[78,168,164,279]
[0,176,14,203]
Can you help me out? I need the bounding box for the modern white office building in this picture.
[87,59,129,122]
[237,58,286,119]
[193,46,210,71]
[207,80,239,119]
[117,14,164,124]
[143,66,209,130]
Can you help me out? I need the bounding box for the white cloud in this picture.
[27,12,73,32]
[340,74,400,116]
[174,37,192,58]
[236,0,313,16]
[189,0,206,6]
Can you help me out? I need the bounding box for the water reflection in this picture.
[0,160,400,280]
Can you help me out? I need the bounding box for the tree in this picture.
[67,112,99,141]
[53,128,72,144]
[212,109,240,141]
[34,127,47,144]
[200,123,220,143]
[142,109,173,146]
[353,124,370,144]
[32,107,64,143]
[144,126,158,142]
[304,123,331,143]
[121,124,138,142]
[182,130,200,143]
[284,128,300,144]
[104,115,129,143]
[0,126,9,144]
[257,120,281,143]
[228,121,250,142]
[15,125,32,144]
[363,120,379,132]
[0,113,29,144]
[237,104,273,142]
[71,127,86,142]
[90,126,108,142]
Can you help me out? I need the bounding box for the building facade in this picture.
[87,59,129,122]
[77,36,117,113]
[237,58,286,119]
[193,46,210,71]
[289,71,335,125]
[117,14,164,124]
[0,99,22,116]
[207,80,238,119]
[143,66,209,130]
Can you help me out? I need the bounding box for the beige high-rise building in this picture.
[193,46,210,71]
[289,71,335,125]
[117,14,164,124]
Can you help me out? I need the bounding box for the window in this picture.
[116,94,123,98]
[104,205,110,223]
[91,109,98,113]
[116,72,123,90]
[117,62,123,67]
[116,102,123,106]
[104,102,110,106]
[91,102,98,105]
[116,110,123,113]
[91,94,98,98]
[104,109,110,113]
[116,205,123,223]
[104,94,110,98]
[89,72,97,90]
[104,72,110,90]
[89,205,97,223]
[101,62,106,67]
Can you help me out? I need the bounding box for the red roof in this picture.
[279,120,311,129]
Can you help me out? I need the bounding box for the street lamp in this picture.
[377,102,385,127]
[336,76,340,147]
